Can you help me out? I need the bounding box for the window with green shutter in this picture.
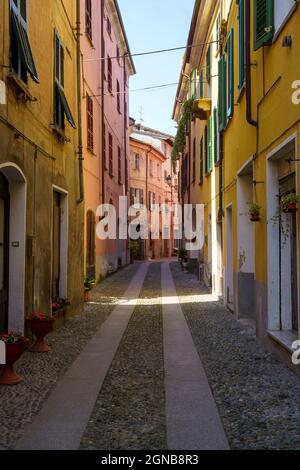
[218,55,227,131]
[200,137,203,183]
[213,108,219,164]
[254,0,274,50]
[239,0,245,89]
[227,29,234,119]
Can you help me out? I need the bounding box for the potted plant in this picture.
[27,312,54,353]
[0,332,29,385]
[84,277,96,302]
[249,203,261,222]
[280,193,300,213]
[52,298,70,319]
[179,248,188,265]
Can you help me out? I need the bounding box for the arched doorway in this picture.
[0,163,26,333]
[86,210,96,278]
[0,173,9,331]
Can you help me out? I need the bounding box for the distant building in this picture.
[129,124,179,260]
[82,0,135,280]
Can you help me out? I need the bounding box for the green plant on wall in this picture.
[172,98,194,168]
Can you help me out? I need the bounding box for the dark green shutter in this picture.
[206,45,211,84]
[204,126,208,174]
[199,70,203,98]
[209,117,213,172]
[227,29,234,119]
[218,55,227,131]
[239,0,245,89]
[254,0,274,50]
[213,108,218,164]
[200,138,203,183]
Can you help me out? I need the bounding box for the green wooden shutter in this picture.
[204,125,208,174]
[227,29,234,119]
[199,70,203,98]
[254,0,274,50]
[206,45,211,84]
[200,138,203,183]
[213,108,218,164]
[239,0,245,89]
[218,55,227,131]
[209,116,213,172]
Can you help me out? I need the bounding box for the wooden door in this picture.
[52,192,61,300]
[0,174,9,331]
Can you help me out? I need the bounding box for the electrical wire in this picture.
[83,40,218,63]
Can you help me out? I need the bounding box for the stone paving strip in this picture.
[81,262,166,450]
[0,262,145,450]
[170,262,300,450]
[161,262,229,450]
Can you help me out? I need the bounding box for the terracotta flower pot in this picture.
[27,319,54,353]
[0,338,29,385]
[84,291,91,302]
[250,214,260,222]
[285,202,297,213]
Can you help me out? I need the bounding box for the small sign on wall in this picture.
[0,80,6,105]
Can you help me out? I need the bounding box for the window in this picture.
[204,125,209,174]
[107,17,112,36]
[107,56,112,93]
[226,29,234,119]
[109,133,113,176]
[117,80,121,113]
[85,0,92,40]
[206,45,211,85]
[254,0,274,50]
[10,0,39,83]
[86,93,94,151]
[124,101,128,127]
[134,154,140,171]
[208,116,213,172]
[189,70,196,99]
[118,146,122,184]
[239,0,246,89]
[150,160,153,176]
[116,45,120,63]
[54,31,76,131]
[148,192,156,210]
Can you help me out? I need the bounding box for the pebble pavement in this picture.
[80,262,167,450]
[170,262,300,450]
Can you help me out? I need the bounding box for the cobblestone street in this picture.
[1,261,300,450]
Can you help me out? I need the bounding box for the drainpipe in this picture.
[76,0,84,203]
[245,0,258,128]
[145,149,150,259]
[218,132,223,218]
[101,0,105,205]
[123,53,128,263]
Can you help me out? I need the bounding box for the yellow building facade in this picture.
[0,0,84,332]
[174,0,300,366]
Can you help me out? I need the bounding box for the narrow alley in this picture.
[1,261,299,451]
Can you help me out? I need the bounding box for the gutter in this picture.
[101,0,105,205]
[76,0,84,203]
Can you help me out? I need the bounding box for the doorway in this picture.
[0,173,9,331]
[86,210,96,278]
[226,206,234,309]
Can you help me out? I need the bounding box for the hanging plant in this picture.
[280,193,300,213]
[172,98,194,168]
[249,203,261,222]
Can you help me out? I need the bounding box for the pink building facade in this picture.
[81,0,135,280]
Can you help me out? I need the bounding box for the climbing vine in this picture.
[172,98,194,168]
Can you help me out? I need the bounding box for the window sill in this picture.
[87,147,96,156]
[7,71,36,102]
[85,32,95,49]
[267,330,298,354]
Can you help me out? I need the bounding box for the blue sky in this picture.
[118,0,195,136]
